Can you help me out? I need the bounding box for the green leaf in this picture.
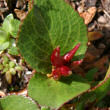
[76,102,85,110]
[93,65,110,101]
[96,95,110,108]
[9,68,16,75]
[10,19,20,37]
[2,14,20,38]
[8,46,19,55]
[85,68,98,81]
[75,65,110,108]
[0,28,9,43]
[41,107,50,110]
[75,92,96,110]
[9,61,16,68]
[0,41,10,51]
[0,95,39,110]
[0,28,10,51]
[28,74,90,109]
[0,64,3,70]
[17,0,87,74]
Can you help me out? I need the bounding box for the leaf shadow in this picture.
[59,74,89,85]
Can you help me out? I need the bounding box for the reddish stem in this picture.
[63,43,80,62]
[72,59,83,66]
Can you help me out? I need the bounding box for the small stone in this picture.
[0,91,6,97]
[105,24,110,28]
[98,43,106,49]
[88,22,96,31]
[98,16,107,24]
[16,0,25,9]
[80,7,96,24]
[76,2,80,6]
[77,5,84,13]
[26,71,32,75]
[85,0,97,7]
[14,9,28,21]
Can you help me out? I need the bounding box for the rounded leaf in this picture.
[0,95,39,110]
[28,74,90,109]
[17,0,87,73]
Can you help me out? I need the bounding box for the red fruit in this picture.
[60,66,72,76]
[63,43,80,62]
[52,66,72,80]
[51,47,64,67]
[52,68,61,80]
[50,43,81,80]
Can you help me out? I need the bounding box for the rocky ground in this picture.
[0,0,110,109]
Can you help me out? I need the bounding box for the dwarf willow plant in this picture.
[0,55,23,84]
[0,14,20,55]
[0,0,110,110]
[18,0,90,109]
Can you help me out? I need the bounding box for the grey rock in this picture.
[98,16,107,24]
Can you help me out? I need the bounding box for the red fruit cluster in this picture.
[51,43,82,80]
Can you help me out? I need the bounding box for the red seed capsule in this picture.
[52,66,72,80]
[52,68,61,80]
[63,43,80,62]
[51,47,64,67]
[51,43,81,80]
[60,66,72,76]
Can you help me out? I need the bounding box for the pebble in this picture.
[98,43,106,49]
[77,5,84,13]
[0,91,6,97]
[26,71,32,75]
[76,2,80,6]
[105,24,110,28]
[80,7,96,24]
[98,16,107,24]
[88,22,96,31]
[85,0,97,7]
